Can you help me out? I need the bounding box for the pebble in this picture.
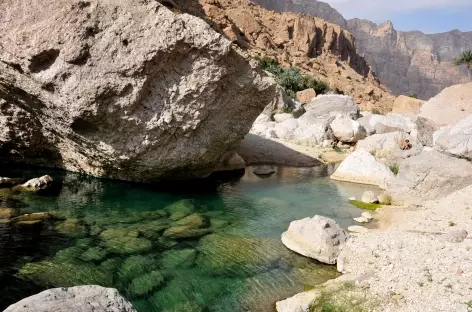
[353,217,369,223]
[361,212,374,220]
[348,225,369,233]
[444,229,468,243]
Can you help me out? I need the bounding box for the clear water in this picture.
[0,165,376,312]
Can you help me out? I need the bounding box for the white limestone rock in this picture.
[281,215,348,264]
[3,286,136,312]
[361,191,378,204]
[330,115,367,143]
[433,114,472,159]
[330,149,395,186]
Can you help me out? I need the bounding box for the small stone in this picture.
[444,229,468,243]
[353,217,369,223]
[347,225,369,233]
[361,191,378,204]
[348,197,356,201]
[322,140,333,148]
[377,191,392,205]
[361,212,374,220]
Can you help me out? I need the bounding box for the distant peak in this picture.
[380,20,394,29]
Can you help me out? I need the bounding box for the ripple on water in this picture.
[0,166,378,311]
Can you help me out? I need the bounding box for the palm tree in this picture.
[453,50,472,81]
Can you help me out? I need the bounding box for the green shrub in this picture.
[389,164,399,175]
[348,200,382,211]
[257,56,330,98]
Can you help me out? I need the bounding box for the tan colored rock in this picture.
[187,0,396,113]
[392,95,424,116]
[420,82,472,126]
[0,0,275,182]
[296,88,316,104]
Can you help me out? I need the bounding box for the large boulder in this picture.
[392,95,424,116]
[384,150,472,204]
[355,131,422,161]
[3,286,136,312]
[304,95,360,120]
[433,115,472,159]
[420,82,472,126]
[281,215,348,264]
[330,149,395,186]
[14,175,53,192]
[415,116,438,147]
[358,113,417,135]
[0,0,275,182]
[330,114,366,143]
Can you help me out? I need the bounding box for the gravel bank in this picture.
[339,185,472,312]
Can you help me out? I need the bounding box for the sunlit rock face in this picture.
[0,0,275,182]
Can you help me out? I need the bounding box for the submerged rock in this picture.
[10,212,54,223]
[160,249,197,271]
[281,215,348,264]
[100,228,152,255]
[127,270,165,298]
[162,226,212,240]
[119,255,160,282]
[196,234,288,276]
[17,261,113,287]
[0,208,20,219]
[165,200,196,215]
[0,0,275,182]
[55,219,88,238]
[80,247,108,263]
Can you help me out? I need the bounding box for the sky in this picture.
[321,0,472,33]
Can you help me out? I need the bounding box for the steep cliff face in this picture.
[253,0,472,100]
[348,19,471,99]
[253,0,347,28]
[0,0,275,182]
[179,0,395,112]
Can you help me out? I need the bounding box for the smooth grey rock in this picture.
[281,215,348,264]
[384,150,472,205]
[3,286,136,312]
[361,191,378,204]
[304,95,360,120]
[330,149,395,186]
[330,114,367,143]
[0,0,275,182]
[433,115,472,159]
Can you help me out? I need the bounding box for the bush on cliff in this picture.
[257,57,330,98]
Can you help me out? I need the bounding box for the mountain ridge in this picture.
[254,0,472,99]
